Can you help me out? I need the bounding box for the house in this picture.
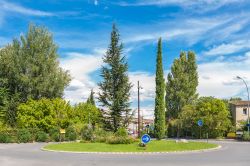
[229,101,249,126]
[127,117,154,135]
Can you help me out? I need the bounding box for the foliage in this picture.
[73,102,101,128]
[154,38,166,139]
[0,87,8,123]
[17,98,73,132]
[0,24,71,126]
[81,125,94,141]
[0,132,12,143]
[98,24,132,132]
[115,127,128,137]
[106,135,135,144]
[173,97,232,138]
[17,129,32,143]
[35,131,48,142]
[166,51,198,119]
[86,89,95,106]
[65,126,77,141]
[242,132,250,141]
[49,127,60,142]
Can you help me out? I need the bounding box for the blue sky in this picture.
[1,0,250,118]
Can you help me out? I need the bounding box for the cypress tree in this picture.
[154,38,166,139]
[87,89,95,106]
[98,24,132,132]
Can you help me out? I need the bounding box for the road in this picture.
[0,141,250,166]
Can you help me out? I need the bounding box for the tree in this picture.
[154,38,166,139]
[98,24,132,132]
[176,97,232,138]
[87,89,95,106]
[165,51,198,119]
[0,87,8,123]
[0,24,71,126]
[17,98,73,132]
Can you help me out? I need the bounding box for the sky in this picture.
[1,0,250,118]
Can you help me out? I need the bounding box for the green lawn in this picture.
[43,140,218,152]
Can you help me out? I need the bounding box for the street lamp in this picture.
[236,76,250,134]
[137,81,143,137]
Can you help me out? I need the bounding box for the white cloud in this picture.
[203,40,250,56]
[94,0,99,6]
[60,52,103,103]
[0,1,54,16]
[198,51,250,98]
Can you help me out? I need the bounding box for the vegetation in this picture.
[98,24,132,132]
[166,51,198,119]
[44,140,217,152]
[154,38,166,139]
[86,89,95,106]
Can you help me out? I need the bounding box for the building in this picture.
[229,101,249,126]
[127,117,154,136]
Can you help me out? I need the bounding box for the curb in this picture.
[41,145,222,155]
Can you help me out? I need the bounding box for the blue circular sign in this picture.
[197,120,203,127]
[141,134,151,144]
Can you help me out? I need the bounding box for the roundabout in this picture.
[0,140,250,166]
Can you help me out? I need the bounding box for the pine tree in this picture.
[87,89,95,106]
[154,38,166,139]
[98,24,132,132]
[165,51,198,119]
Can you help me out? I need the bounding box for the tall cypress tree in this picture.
[87,89,95,106]
[154,38,166,139]
[165,51,198,119]
[98,24,132,132]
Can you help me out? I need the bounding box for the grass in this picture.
[43,140,218,152]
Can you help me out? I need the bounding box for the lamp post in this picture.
[236,76,250,134]
[137,81,143,137]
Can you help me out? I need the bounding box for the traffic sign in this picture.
[246,124,250,127]
[141,134,151,144]
[197,120,203,127]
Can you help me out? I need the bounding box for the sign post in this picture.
[197,120,203,139]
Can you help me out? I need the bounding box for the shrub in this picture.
[49,127,60,142]
[115,127,128,137]
[65,126,77,141]
[93,128,112,143]
[242,132,250,141]
[17,129,32,143]
[106,136,135,144]
[35,131,48,142]
[0,132,12,143]
[81,125,94,141]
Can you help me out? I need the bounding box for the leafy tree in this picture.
[98,24,132,132]
[165,51,198,119]
[0,24,71,125]
[73,102,102,128]
[17,98,73,132]
[176,97,232,138]
[87,89,95,106]
[0,87,8,123]
[154,38,166,139]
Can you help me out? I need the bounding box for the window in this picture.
[243,108,247,115]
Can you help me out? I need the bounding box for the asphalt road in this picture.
[0,141,250,166]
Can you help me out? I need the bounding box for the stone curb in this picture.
[41,145,222,155]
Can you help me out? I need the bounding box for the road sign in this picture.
[141,134,151,144]
[197,120,203,127]
[246,124,250,127]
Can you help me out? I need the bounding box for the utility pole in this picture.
[137,81,141,137]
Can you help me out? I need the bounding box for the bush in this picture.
[115,127,128,137]
[106,135,135,144]
[81,125,94,141]
[49,127,60,142]
[93,128,112,143]
[0,132,12,143]
[35,131,48,142]
[17,129,32,143]
[242,132,250,141]
[65,126,77,141]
